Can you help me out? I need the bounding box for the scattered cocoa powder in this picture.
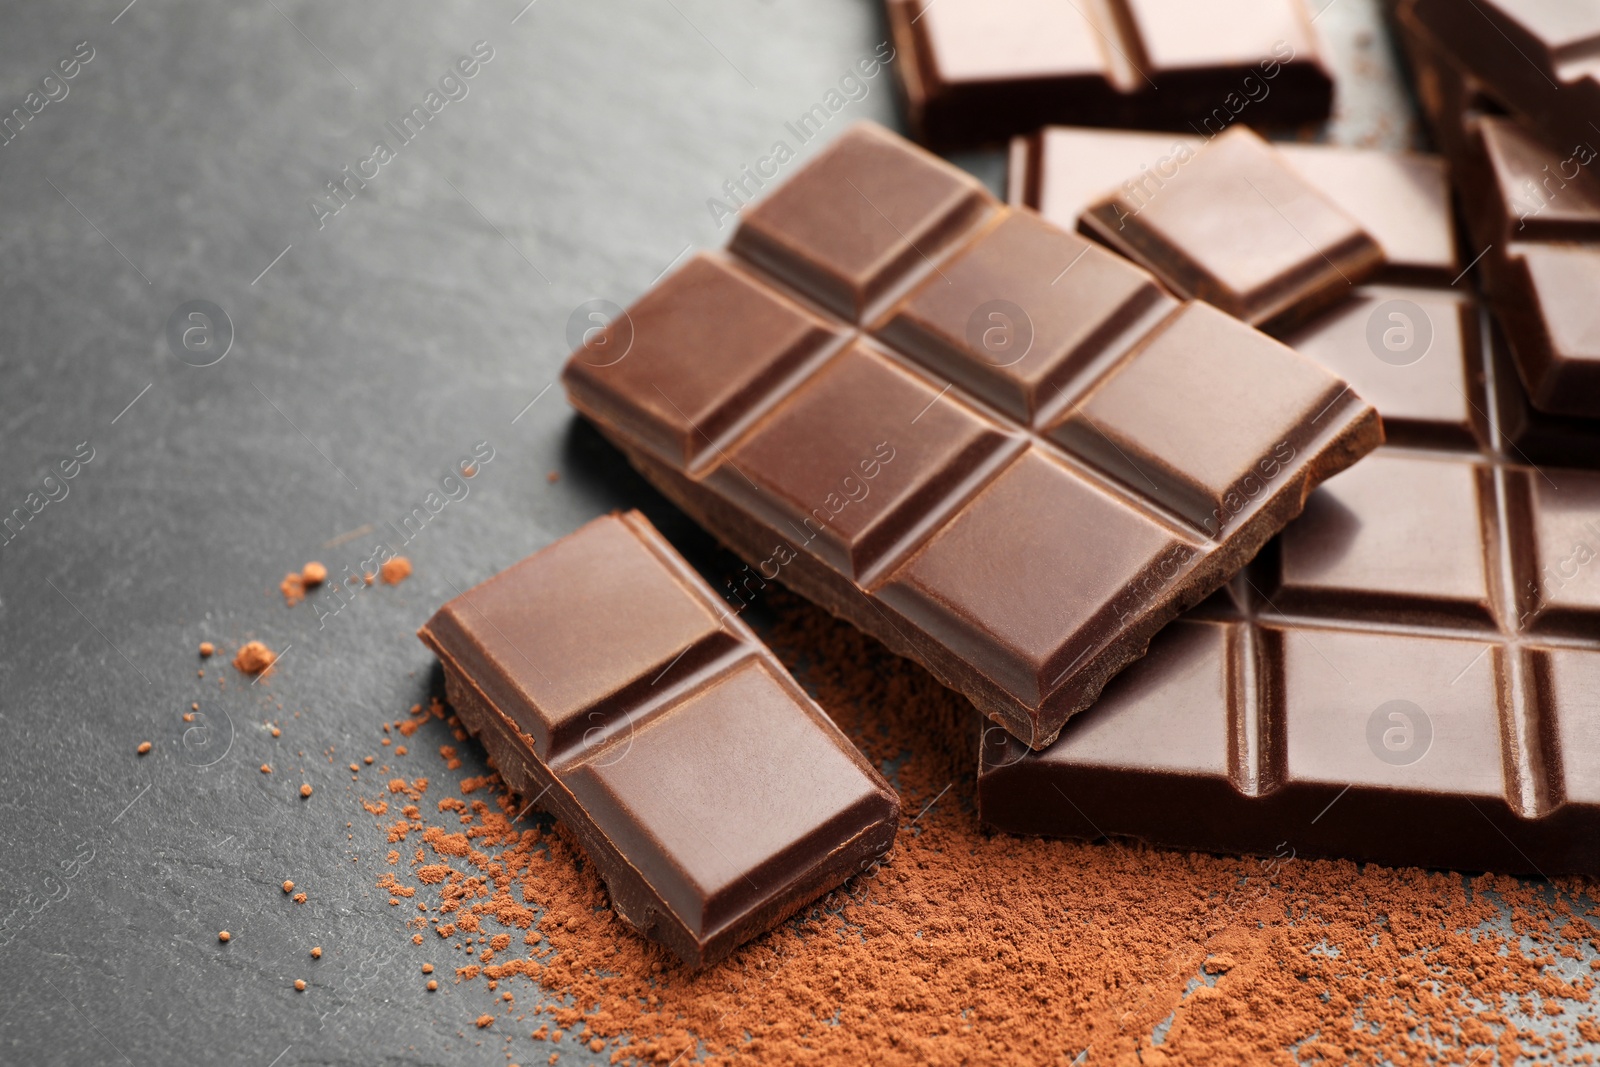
[280,572,306,607]
[545,471,560,484]
[136,741,151,755]
[233,641,275,675]
[293,892,306,904]
[380,557,411,586]
[358,588,1600,1064]
[301,561,328,585]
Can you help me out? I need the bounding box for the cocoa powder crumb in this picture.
[282,880,294,894]
[301,561,328,585]
[475,1014,493,1029]
[422,964,434,974]
[280,572,306,607]
[233,641,275,675]
[217,931,230,943]
[136,741,151,755]
[198,641,214,657]
[294,979,306,992]
[428,980,439,992]
[293,893,306,904]
[310,946,322,959]
[260,764,271,775]
[300,784,313,798]
[380,557,412,586]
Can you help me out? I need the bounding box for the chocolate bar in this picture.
[1011,126,1460,287]
[1078,126,1387,330]
[980,131,1600,876]
[1401,0,1600,170]
[418,511,899,965]
[1395,6,1600,425]
[884,0,1335,148]
[563,122,1381,750]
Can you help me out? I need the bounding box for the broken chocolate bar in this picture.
[1397,5,1600,421]
[981,127,1600,876]
[884,0,1335,148]
[562,122,1381,749]
[419,511,900,966]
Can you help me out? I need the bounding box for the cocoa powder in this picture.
[360,589,1600,1064]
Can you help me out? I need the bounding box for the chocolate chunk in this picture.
[1078,126,1386,331]
[981,126,1600,876]
[1397,5,1600,423]
[1402,0,1600,170]
[1011,126,1460,287]
[418,511,899,966]
[563,122,1381,749]
[884,0,1334,148]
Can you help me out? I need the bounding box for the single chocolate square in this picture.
[564,122,1381,749]
[1080,126,1386,330]
[419,511,899,966]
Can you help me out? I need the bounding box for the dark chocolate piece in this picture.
[980,133,1600,876]
[1011,126,1460,287]
[1078,126,1387,330]
[1397,5,1600,424]
[418,511,899,966]
[563,122,1382,749]
[1403,0,1600,171]
[884,0,1335,149]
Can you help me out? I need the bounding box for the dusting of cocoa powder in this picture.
[280,572,306,607]
[359,589,1600,1064]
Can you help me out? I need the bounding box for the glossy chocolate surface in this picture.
[981,131,1600,875]
[884,0,1335,148]
[418,511,899,966]
[564,122,1381,749]
[1078,126,1386,330]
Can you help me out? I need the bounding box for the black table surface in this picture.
[4,1,1573,1065]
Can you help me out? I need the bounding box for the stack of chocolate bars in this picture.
[421,0,1600,966]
